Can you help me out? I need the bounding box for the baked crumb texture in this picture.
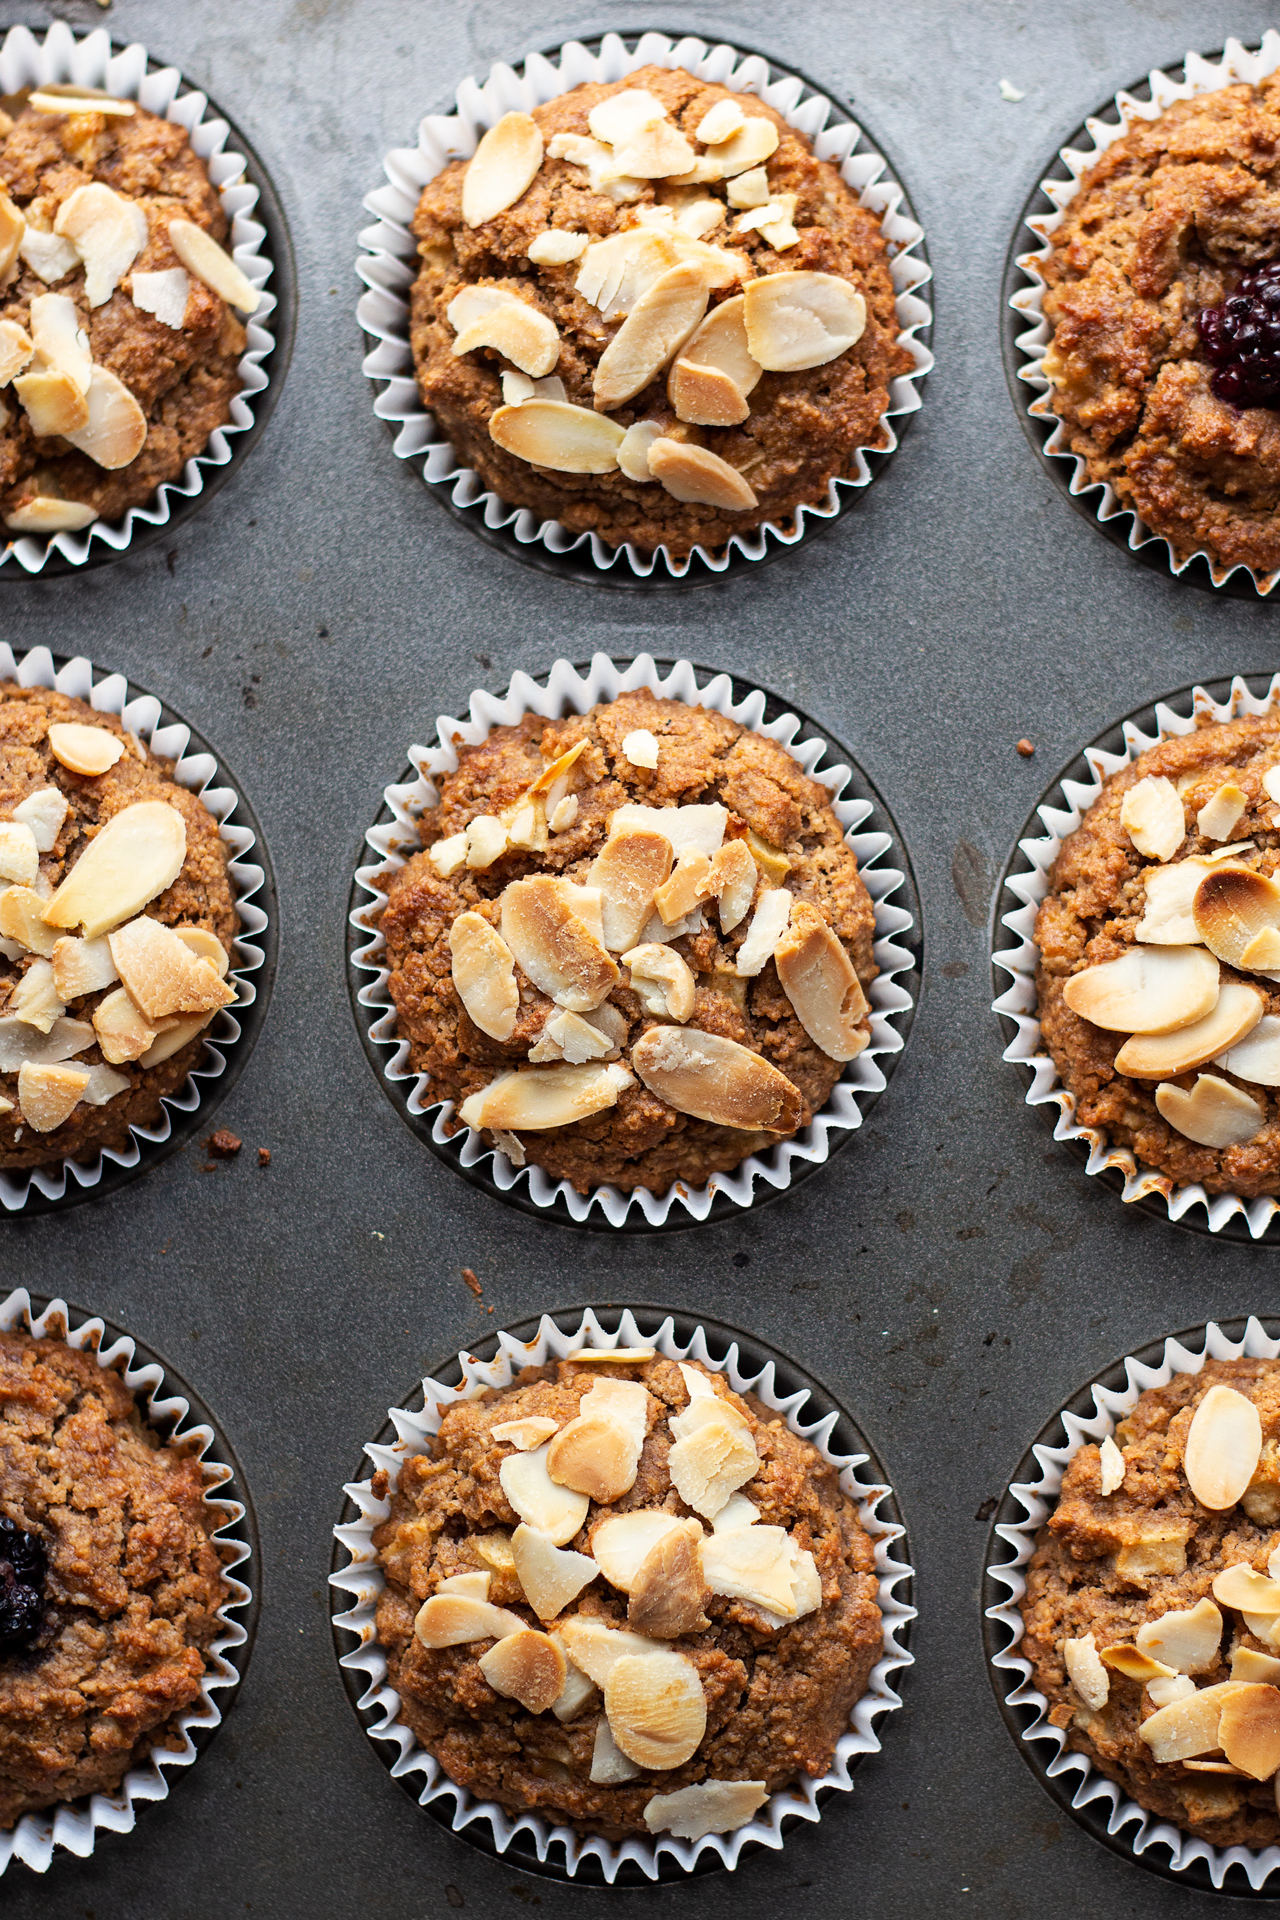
[1039,79,1280,577]
[373,1352,883,1842]
[411,66,913,556]
[381,691,878,1197]
[1021,1357,1280,1850]
[1035,713,1280,1197]
[0,683,238,1171]
[0,1333,225,1826]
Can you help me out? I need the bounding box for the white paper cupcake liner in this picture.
[0,1286,253,1876]
[992,673,1280,1240]
[357,30,932,580]
[0,643,270,1213]
[331,1306,914,1882]
[350,652,916,1226]
[1010,33,1280,596]
[986,1316,1280,1893]
[0,21,277,575]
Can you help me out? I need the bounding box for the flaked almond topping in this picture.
[50,933,116,999]
[604,1650,706,1768]
[77,1061,129,1107]
[676,116,779,183]
[464,815,508,868]
[1243,927,1280,969]
[1217,1684,1280,1780]
[701,1525,798,1616]
[1136,1598,1224,1674]
[429,833,467,878]
[528,1008,617,1065]
[10,957,63,1033]
[667,1400,759,1521]
[135,1009,213,1068]
[546,1418,639,1504]
[549,794,579,833]
[734,886,792,977]
[1221,1014,1280,1086]
[459,1060,633,1133]
[462,112,545,228]
[1186,1385,1264,1510]
[727,167,770,209]
[617,419,662,482]
[1064,1634,1110,1709]
[16,1058,87,1131]
[547,131,645,202]
[446,286,518,333]
[47,721,124,777]
[743,270,866,372]
[591,1715,640,1783]
[500,874,619,1010]
[1148,1674,1197,1707]
[28,292,90,393]
[735,193,800,246]
[478,1627,567,1714]
[490,398,626,472]
[576,228,682,320]
[1121,775,1185,862]
[1098,1434,1125,1495]
[673,197,724,239]
[29,87,135,117]
[527,229,590,265]
[1198,780,1248,843]
[1139,1682,1244,1764]
[0,318,32,386]
[632,1024,802,1134]
[173,928,229,978]
[588,830,677,959]
[509,1522,597,1622]
[623,942,696,1021]
[1233,1647,1280,1683]
[1100,1643,1176,1683]
[644,1778,769,1840]
[587,89,670,148]
[609,802,727,860]
[13,787,67,852]
[499,1444,590,1546]
[91,984,162,1064]
[108,916,234,1019]
[0,887,58,958]
[42,800,186,941]
[1193,866,1280,970]
[1213,1563,1280,1612]
[695,98,747,146]
[4,497,96,533]
[713,1493,760,1532]
[452,297,560,378]
[466,1531,517,1577]
[504,802,544,850]
[449,911,519,1042]
[414,1592,525,1649]
[64,366,148,471]
[706,839,758,933]
[668,354,750,427]
[554,1615,665,1688]
[131,267,190,329]
[0,1014,92,1072]
[591,1511,686,1593]
[13,367,88,436]
[610,120,697,180]
[593,261,712,411]
[552,1655,598,1724]
[774,900,869,1061]
[565,1345,656,1364]
[628,1520,709,1637]
[18,226,78,286]
[622,728,660,770]
[1061,946,1220,1034]
[436,1571,491,1599]
[54,183,147,308]
[492,1417,559,1451]
[653,848,713,924]
[0,822,38,887]
[1114,1523,1192,1583]
[1136,857,1229,945]
[1114,981,1264,1079]
[1155,1073,1265,1149]
[647,436,757,509]
[0,193,21,283]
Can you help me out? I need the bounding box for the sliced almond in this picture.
[668,358,749,427]
[1213,1563,1280,1612]
[632,1024,801,1133]
[1193,866,1280,970]
[1156,1073,1265,1148]
[552,1657,598,1723]
[462,112,544,228]
[611,121,697,180]
[617,419,662,481]
[1242,927,1280,969]
[13,787,68,852]
[1100,1643,1176,1682]
[713,1493,760,1533]
[647,436,757,509]
[131,266,191,329]
[449,911,519,1042]
[554,1615,665,1688]
[135,1009,213,1067]
[162,217,259,315]
[0,194,22,282]
[42,801,186,941]
[673,197,724,239]
[727,167,770,209]
[773,900,869,1060]
[547,131,646,201]
[545,1418,639,1504]
[695,98,747,146]
[463,815,508,869]
[1217,1683,1280,1779]
[549,794,579,833]
[591,1512,685,1593]
[1139,1681,1243,1763]
[587,829,673,952]
[1186,1386,1264,1510]
[678,117,779,181]
[91,984,162,1063]
[1181,1758,1249,1774]
[4,496,96,533]
[436,1571,492,1599]
[478,1627,566,1712]
[668,1402,759,1521]
[171,927,229,977]
[492,1417,559,1450]
[644,1778,768,1840]
[701,1524,796,1616]
[576,228,682,321]
[63,366,147,471]
[13,366,88,436]
[1198,781,1248,842]
[29,293,90,393]
[446,286,519,333]
[591,1715,640,1783]
[413,1592,525,1648]
[734,886,793,977]
[622,942,696,1021]
[0,887,58,958]
[16,1058,87,1130]
[1114,981,1264,1078]
[1137,858,1233,944]
[527,229,589,266]
[78,1061,130,1106]
[9,957,62,1033]
[28,87,134,117]
[1121,775,1185,862]
[1148,1673,1197,1706]
[609,803,727,860]
[652,849,712,925]
[677,294,762,398]
[567,1345,657,1365]
[628,1520,708,1637]
[50,933,116,998]
[0,318,32,386]
[452,298,560,378]
[509,1523,597,1622]
[459,1059,633,1132]
[54,184,147,308]
[743,270,866,371]
[586,89,670,149]
[0,1014,91,1071]
[593,262,712,411]
[1064,1633,1109,1709]
[706,839,758,934]
[500,875,619,1011]
[1099,1434,1126,1495]
[465,1531,518,1578]
[490,399,626,472]
[47,722,124,777]
[1233,1647,1280,1683]
[1062,946,1220,1034]
[527,1008,616,1065]
[499,1443,590,1546]
[429,833,468,878]
[1220,1014,1280,1086]
[1132,1598,1224,1676]
[108,916,234,1019]
[18,228,78,286]
[621,727,660,770]
[0,822,38,887]
[604,1650,705,1769]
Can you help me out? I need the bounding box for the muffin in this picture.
[371,1346,884,1843]
[0,81,260,538]
[0,1329,227,1823]
[380,689,877,1196]
[1020,1355,1280,1849]
[1037,77,1280,578]
[1034,711,1280,1197]
[0,682,238,1170]
[410,64,913,556]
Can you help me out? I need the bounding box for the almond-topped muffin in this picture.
[1021,1357,1280,1848]
[371,1348,884,1844]
[410,65,914,555]
[0,683,238,1170]
[379,690,877,1196]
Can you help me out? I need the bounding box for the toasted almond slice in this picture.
[28,293,90,393]
[135,1009,214,1067]
[13,366,88,435]
[452,298,560,377]
[696,98,747,145]
[1242,927,1280,969]
[0,1013,91,1071]
[449,911,519,1042]
[492,1417,559,1451]
[13,787,67,852]
[706,840,758,934]
[1220,1014,1280,1085]
[1182,1758,1249,1773]
[591,1512,686,1593]
[0,194,22,282]
[735,886,792,976]
[653,849,713,924]
[587,89,670,147]
[1139,1681,1243,1763]
[429,833,468,878]
[55,183,146,307]
[1233,1647,1280,1683]
[554,1615,666,1688]
[490,399,625,472]
[728,167,770,209]
[680,117,779,181]
[499,1443,590,1546]
[50,933,116,998]
[587,829,673,952]
[609,803,727,860]
[1217,1684,1280,1779]
[1100,1643,1177,1682]
[593,262,712,411]
[501,371,535,406]
[42,801,186,941]
[774,900,869,1061]
[1156,1073,1265,1148]
[1187,1386,1264,1510]
[701,1523,796,1616]
[647,436,757,509]
[63,366,147,471]
[509,1524,597,1622]
[47,722,124,777]
[673,197,724,239]
[16,1058,88,1130]
[591,1715,641,1782]
[1244,1610,1280,1645]
[9,957,63,1032]
[4,496,96,533]
[0,886,57,957]
[743,270,866,371]
[622,727,660,770]
[677,294,762,397]
[546,1417,638,1503]
[1213,1563,1280,1611]
[644,1778,768,1839]
[91,984,161,1063]
[1135,1598,1224,1674]
[1148,1673,1197,1707]
[567,1344,656,1364]
[548,131,646,200]
[527,229,590,265]
[632,1024,801,1133]
[413,1592,525,1648]
[576,228,683,320]
[478,1626,567,1712]
[1198,781,1248,842]
[735,193,798,239]
[622,942,696,1021]
[713,1493,760,1533]
[617,419,662,481]
[77,1061,130,1107]
[131,266,190,329]
[1121,775,1185,862]
[18,227,78,286]
[1063,1633,1109,1708]
[1062,946,1220,1034]
[459,1060,633,1132]
[500,874,619,1010]
[528,1007,616,1065]
[604,1650,705,1768]
[463,815,508,869]
[1114,1523,1193,1582]
[552,1656,598,1722]
[108,916,234,1019]
[549,794,579,832]
[172,927,229,978]
[1114,982,1264,1078]
[446,285,519,332]
[1098,1434,1126,1495]
[436,1571,492,1599]
[463,112,544,227]
[668,357,749,426]
[611,121,698,180]
[167,216,261,315]
[668,1405,759,1521]
[628,1519,708,1638]
[0,318,32,386]
[1136,857,1231,945]
[0,822,38,886]
[28,87,135,117]
[1193,867,1280,969]
[466,1531,518,1579]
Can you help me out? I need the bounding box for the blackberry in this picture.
[1199,261,1280,406]
[0,1517,46,1653]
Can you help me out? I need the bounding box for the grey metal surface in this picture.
[1,0,1277,1915]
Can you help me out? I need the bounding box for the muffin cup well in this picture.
[329,1305,914,1884]
[984,1316,1280,1895]
[991,673,1280,1242]
[349,652,917,1228]
[0,1287,256,1877]
[356,30,932,586]
[0,21,279,577]
[1008,32,1280,598]
[0,645,273,1215]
